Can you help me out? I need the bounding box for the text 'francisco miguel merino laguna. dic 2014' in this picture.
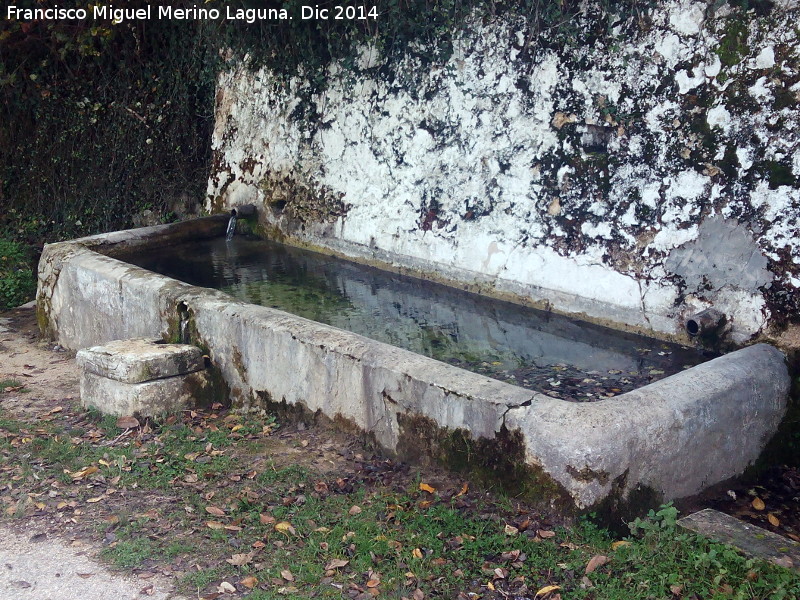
[6,4,379,23]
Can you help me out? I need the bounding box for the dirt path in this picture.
[0,305,186,599]
[0,528,182,600]
[0,302,79,420]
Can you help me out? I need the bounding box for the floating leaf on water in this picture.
[768,513,780,527]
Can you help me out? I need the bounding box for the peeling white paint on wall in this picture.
[208,0,800,343]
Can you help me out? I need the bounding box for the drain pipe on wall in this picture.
[686,308,727,339]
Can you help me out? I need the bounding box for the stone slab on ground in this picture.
[76,338,204,384]
[678,508,800,570]
[0,527,185,600]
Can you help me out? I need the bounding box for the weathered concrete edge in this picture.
[37,234,791,513]
[506,343,790,509]
[678,509,800,571]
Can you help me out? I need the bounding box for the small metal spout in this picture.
[686,308,727,337]
[231,204,257,217]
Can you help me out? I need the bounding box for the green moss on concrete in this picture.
[716,19,750,68]
[761,160,796,189]
[395,412,576,516]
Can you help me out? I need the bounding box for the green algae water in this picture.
[122,237,708,400]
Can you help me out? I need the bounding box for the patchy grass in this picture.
[0,405,798,599]
[0,378,27,393]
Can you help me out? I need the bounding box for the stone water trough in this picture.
[36,216,790,517]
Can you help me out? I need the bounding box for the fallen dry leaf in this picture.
[86,496,105,503]
[768,513,780,527]
[454,482,469,497]
[274,521,296,536]
[611,540,631,550]
[538,529,556,538]
[325,558,349,570]
[585,554,610,574]
[412,548,423,559]
[206,521,225,530]
[218,581,236,593]
[71,466,98,480]
[535,584,561,598]
[504,524,519,536]
[205,506,226,517]
[260,513,275,525]
[226,552,254,566]
[240,575,258,589]
[116,416,139,429]
[348,505,362,516]
[281,569,294,581]
[366,578,380,588]
[419,483,436,494]
[752,497,766,511]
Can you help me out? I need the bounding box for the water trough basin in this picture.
[36,216,790,517]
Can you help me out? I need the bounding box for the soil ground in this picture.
[0,304,797,599]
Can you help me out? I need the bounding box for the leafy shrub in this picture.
[0,237,35,309]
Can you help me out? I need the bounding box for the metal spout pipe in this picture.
[686,308,726,337]
[230,204,257,217]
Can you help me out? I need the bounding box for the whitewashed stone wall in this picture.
[207,0,800,343]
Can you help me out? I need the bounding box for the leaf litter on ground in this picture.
[0,399,798,599]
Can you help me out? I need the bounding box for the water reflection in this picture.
[121,238,708,400]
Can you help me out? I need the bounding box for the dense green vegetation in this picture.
[0,237,35,309]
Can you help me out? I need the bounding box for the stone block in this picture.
[679,509,800,570]
[77,338,204,383]
[77,338,210,417]
[80,370,211,417]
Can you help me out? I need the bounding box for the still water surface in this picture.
[122,237,708,400]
